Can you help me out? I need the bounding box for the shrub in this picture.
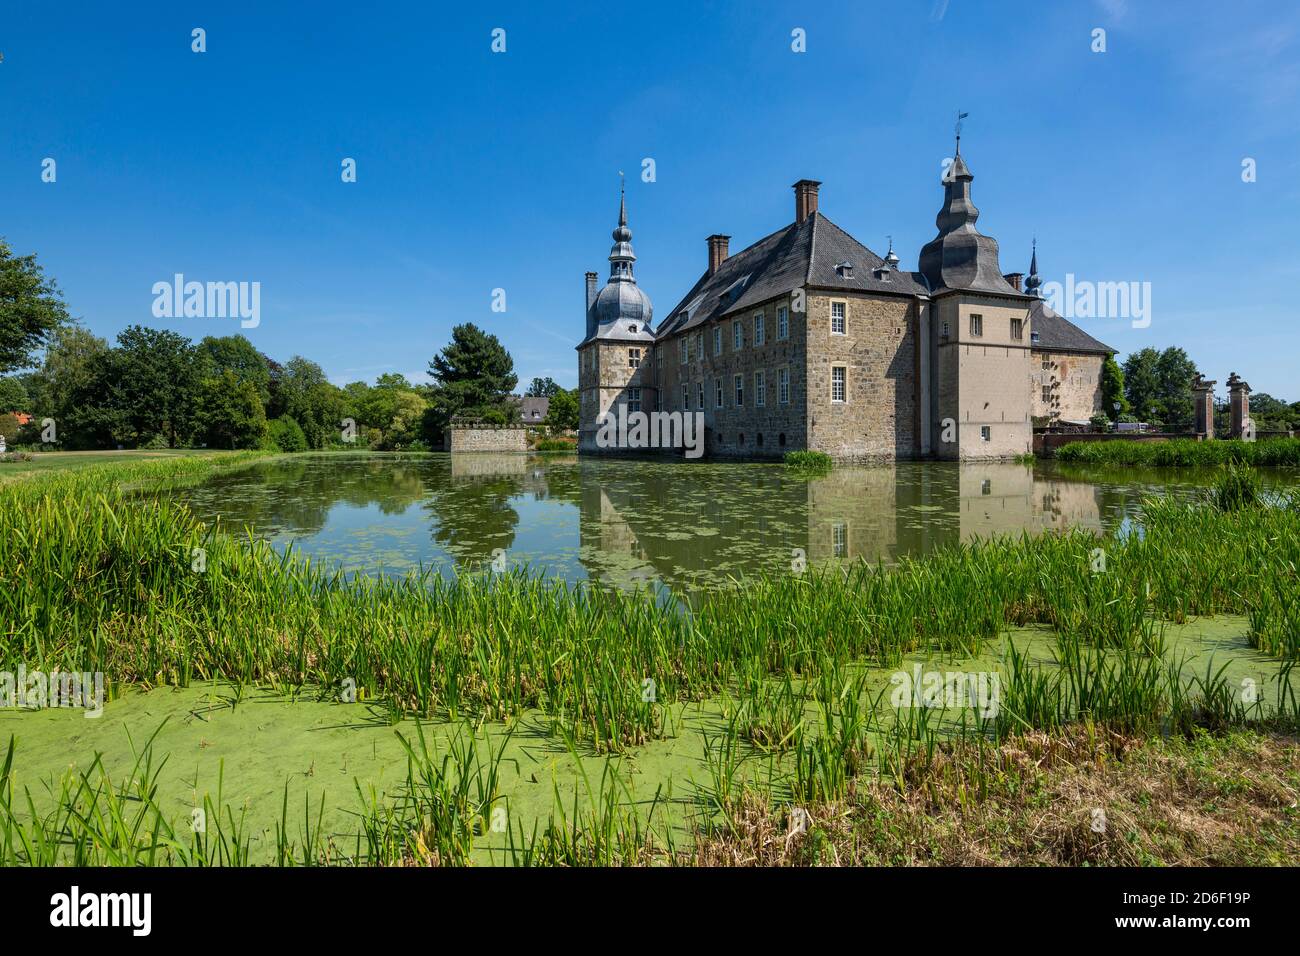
[267,415,308,453]
[784,450,833,472]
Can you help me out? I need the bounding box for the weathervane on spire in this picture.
[954,110,969,153]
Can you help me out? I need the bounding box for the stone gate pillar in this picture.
[1227,372,1252,440]
[1191,373,1216,439]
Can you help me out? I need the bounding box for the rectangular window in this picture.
[831,301,846,335]
[831,366,846,403]
[713,325,722,355]
[778,367,790,405]
[696,334,703,361]
[682,383,689,410]
[754,370,766,407]
[970,314,983,337]
[941,321,949,339]
[1010,318,1023,340]
[832,522,847,559]
[733,319,743,350]
[777,306,789,340]
[628,347,641,369]
[734,373,744,407]
[1041,385,1052,403]
[697,382,705,410]
[628,387,642,413]
[980,425,991,442]
[1042,356,1051,370]
[754,313,765,346]
[715,379,723,409]
[680,339,687,364]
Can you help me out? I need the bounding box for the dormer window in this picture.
[835,261,854,279]
[1030,331,1041,345]
[628,324,637,334]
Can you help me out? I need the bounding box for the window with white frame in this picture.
[696,334,703,361]
[831,366,846,403]
[831,301,846,335]
[754,313,765,346]
[628,387,642,413]
[777,306,789,340]
[734,374,744,407]
[697,382,705,410]
[733,319,743,350]
[680,339,687,364]
[628,347,641,369]
[778,367,790,405]
[754,369,766,407]
[970,314,983,337]
[713,325,722,355]
[832,521,847,558]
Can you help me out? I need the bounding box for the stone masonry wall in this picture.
[446,426,528,453]
[1031,350,1104,423]
[804,291,918,460]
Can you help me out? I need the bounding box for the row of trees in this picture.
[0,236,578,449]
[1,321,580,451]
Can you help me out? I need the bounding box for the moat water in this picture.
[166,452,1300,593]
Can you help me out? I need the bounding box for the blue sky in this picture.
[2,0,1298,399]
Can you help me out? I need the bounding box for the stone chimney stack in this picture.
[1228,372,1252,439]
[793,179,821,222]
[1003,273,1023,292]
[707,235,731,275]
[585,272,598,311]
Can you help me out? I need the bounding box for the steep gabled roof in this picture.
[1030,298,1114,355]
[656,212,927,339]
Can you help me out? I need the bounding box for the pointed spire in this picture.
[884,235,900,268]
[1025,239,1042,297]
[608,172,636,281]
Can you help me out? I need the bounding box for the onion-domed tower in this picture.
[577,179,657,452]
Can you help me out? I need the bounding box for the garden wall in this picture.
[445,425,528,453]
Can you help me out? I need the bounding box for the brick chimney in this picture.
[707,234,731,275]
[793,179,821,222]
[1003,272,1023,292]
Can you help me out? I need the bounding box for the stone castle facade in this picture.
[577,146,1113,460]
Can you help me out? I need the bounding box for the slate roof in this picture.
[1029,298,1114,355]
[656,212,928,339]
[510,396,551,422]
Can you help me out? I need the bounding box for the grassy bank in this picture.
[2,453,1299,864]
[1056,436,1300,467]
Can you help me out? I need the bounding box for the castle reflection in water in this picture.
[174,453,1168,594]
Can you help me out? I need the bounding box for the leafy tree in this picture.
[104,325,199,447]
[424,323,517,432]
[525,376,561,398]
[0,376,28,412]
[196,335,272,406]
[1099,355,1128,421]
[192,370,268,449]
[1154,346,1198,430]
[1122,347,1161,422]
[271,356,345,448]
[545,387,579,432]
[0,412,20,444]
[0,239,70,373]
